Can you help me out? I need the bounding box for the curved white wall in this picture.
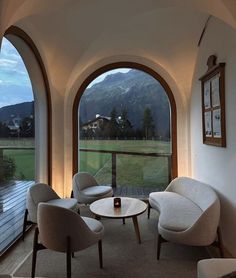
[191,17,236,256]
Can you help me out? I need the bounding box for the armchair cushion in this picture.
[149,177,220,247]
[73,172,113,204]
[198,259,236,278]
[82,216,104,233]
[82,185,113,197]
[150,191,202,232]
[47,198,78,211]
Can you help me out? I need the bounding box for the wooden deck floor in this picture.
[114,186,160,200]
[0,180,34,255]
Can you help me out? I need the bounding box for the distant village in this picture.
[80,107,156,140]
[0,114,34,138]
[0,106,164,141]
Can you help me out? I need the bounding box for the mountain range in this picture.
[80,69,170,139]
[0,69,171,139]
[0,101,34,122]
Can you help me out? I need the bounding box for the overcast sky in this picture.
[0,37,130,108]
[87,68,131,88]
[0,38,33,108]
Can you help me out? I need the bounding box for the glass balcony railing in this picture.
[0,147,35,182]
[0,141,35,255]
[79,147,172,192]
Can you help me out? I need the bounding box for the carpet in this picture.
[14,208,210,278]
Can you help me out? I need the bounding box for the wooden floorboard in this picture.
[0,184,30,201]
[0,216,24,245]
[114,186,161,199]
[0,206,26,230]
[0,180,34,254]
[0,200,26,223]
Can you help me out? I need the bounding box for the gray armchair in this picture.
[72,172,113,204]
[22,183,78,239]
[32,203,104,278]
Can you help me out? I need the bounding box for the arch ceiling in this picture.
[0,0,236,100]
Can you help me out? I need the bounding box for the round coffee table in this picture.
[90,197,147,244]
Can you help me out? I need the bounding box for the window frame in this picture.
[4,26,52,184]
[72,62,177,181]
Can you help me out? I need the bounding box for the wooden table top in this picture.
[90,197,147,218]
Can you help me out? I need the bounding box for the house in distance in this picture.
[81,114,132,139]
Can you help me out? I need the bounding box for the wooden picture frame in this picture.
[199,55,226,147]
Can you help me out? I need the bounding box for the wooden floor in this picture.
[0,180,34,255]
[114,186,160,200]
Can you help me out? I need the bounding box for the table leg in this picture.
[132,216,141,244]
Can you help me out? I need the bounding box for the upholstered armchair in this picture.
[198,259,236,278]
[72,172,113,204]
[149,177,222,259]
[22,183,78,239]
[32,203,104,278]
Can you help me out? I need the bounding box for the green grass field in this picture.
[4,149,35,180]
[0,138,35,147]
[0,138,35,181]
[79,140,171,188]
[0,139,171,188]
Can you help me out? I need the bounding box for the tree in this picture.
[85,128,94,139]
[99,120,110,139]
[79,118,84,139]
[0,155,16,182]
[142,107,155,139]
[0,121,10,138]
[20,116,34,137]
[108,108,118,139]
[119,108,132,139]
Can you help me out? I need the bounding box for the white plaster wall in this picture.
[50,92,65,197]
[191,17,236,256]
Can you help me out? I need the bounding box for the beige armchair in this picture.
[149,177,222,259]
[72,172,113,204]
[32,203,104,278]
[22,183,78,239]
[198,259,236,278]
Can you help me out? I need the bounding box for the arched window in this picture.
[0,26,51,254]
[0,37,35,182]
[73,63,177,196]
[4,26,52,184]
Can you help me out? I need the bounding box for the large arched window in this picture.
[0,26,51,254]
[4,26,52,184]
[0,37,35,182]
[73,63,177,196]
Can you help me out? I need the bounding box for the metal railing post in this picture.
[0,149,3,182]
[112,153,117,188]
[168,156,172,183]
